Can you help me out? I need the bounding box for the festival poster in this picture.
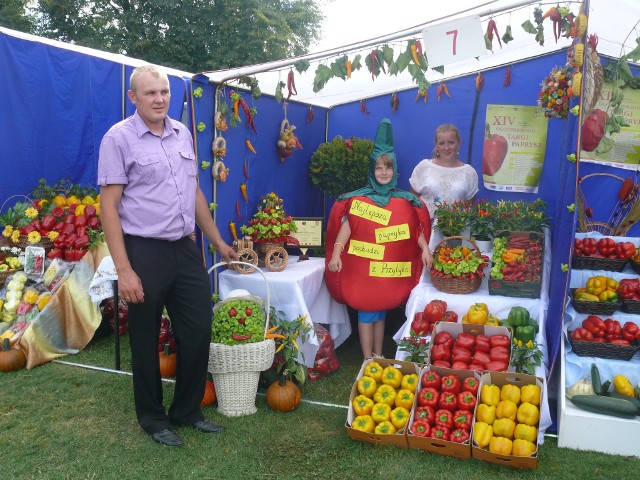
[580,83,640,169]
[482,104,549,193]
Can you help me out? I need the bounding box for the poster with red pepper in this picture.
[482,104,549,193]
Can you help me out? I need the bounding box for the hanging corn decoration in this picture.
[572,72,583,96]
[573,11,588,38]
[574,42,585,67]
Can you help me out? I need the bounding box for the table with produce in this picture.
[563,233,640,421]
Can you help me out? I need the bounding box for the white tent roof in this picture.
[201,0,639,107]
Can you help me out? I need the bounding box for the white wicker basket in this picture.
[207,261,275,416]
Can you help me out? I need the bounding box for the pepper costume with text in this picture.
[324,119,431,312]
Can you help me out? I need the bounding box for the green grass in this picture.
[1,314,638,480]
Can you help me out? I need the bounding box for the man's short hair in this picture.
[130,65,167,93]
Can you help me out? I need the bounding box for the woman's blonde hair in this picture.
[433,124,461,157]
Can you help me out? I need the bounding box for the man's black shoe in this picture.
[190,419,225,433]
[151,429,183,447]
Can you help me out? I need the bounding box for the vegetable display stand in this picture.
[207,261,275,417]
[568,336,639,361]
[431,237,483,294]
[569,289,619,315]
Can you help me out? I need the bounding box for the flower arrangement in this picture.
[510,338,544,375]
[434,200,472,237]
[467,200,494,241]
[240,192,298,243]
[397,330,429,364]
[538,64,574,119]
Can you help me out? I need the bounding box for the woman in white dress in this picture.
[409,124,479,248]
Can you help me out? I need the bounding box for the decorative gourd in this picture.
[266,377,301,412]
[0,338,27,372]
[159,343,177,378]
[200,378,217,407]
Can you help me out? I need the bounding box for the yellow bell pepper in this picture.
[93,203,101,216]
[520,384,541,406]
[363,361,383,383]
[373,384,397,407]
[352,415,375,433]
[65,195,80,207]
[512,438,536,457]
[381,365,403,389]
[37,293,51,311]
[390,407,410,430]
[492,418,516,439]
[496,400,518,421]
[598,289,618,302]
[500,384,521,405]
[357,376,377,398]
[516,402,540,426]
[473,421,493,448]
[467,303,489,325]
[586,276,607,296]
[22,289,39,305]
[394,389,415,410]
[74,204,86,216]
[485,315,500,326]
[575,292,600,302]
[489,436,512,455]
[481,384,501,406]
[371,402,391,424]
[52,194,67,207]
[352,395,374,416]
[606,277,619,290]
[374,420,397,435]
[400,373,419,393]
[514,423,537,443]
[613,375,635,397]
[475,403,496,424]
[81,195,95,206]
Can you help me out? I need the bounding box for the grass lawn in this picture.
[1,310,637,480]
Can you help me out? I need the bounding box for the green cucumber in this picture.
[590,363,602,394]
[603,391,640,412]
[570,394,638,419]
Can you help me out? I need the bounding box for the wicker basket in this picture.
[0,269,13,288]
[19,236,54,255]
[630,259,640,274]
[570,289,619,315]
[571,255,627,272]
[621,298,640,314]
[431,236,483,294]
[207,261,275,416]
[568,336,639,361]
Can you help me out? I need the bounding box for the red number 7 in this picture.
[446,29,458,55]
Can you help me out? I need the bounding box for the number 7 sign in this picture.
[422,15,487,68]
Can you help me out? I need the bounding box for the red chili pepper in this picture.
[413,405,436,425]
[286,70,297,101]
[457,392,476,412]
[243,161,249,179]
[231,333,253,342]
[306,106,315,124]
[236,200,241,220]
[453,410,472,429]
[503,66,511,87]
[238,96,257,134]
[441,375,462,395]
[415,39,423,56]
[360,99,369,116]
[421,370,441,389]
[434,409,454,429]
[417,387,439,408]
[486,18,502,48]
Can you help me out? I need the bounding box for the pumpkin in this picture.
[266,377,301,412]
[158,343,177,378]
[200,378,217,407]
[0,338,27,373]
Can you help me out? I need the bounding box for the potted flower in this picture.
[493,199,549,232]
[467,200,494,251]
[434,200,472,239]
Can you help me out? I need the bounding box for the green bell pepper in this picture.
[515,325,535,344]
[507,306,530,327]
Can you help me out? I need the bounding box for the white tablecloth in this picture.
[218,256,351,367]
[392,229,553,443]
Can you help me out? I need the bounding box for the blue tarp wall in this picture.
[1,29,638,377]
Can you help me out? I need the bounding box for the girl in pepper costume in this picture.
[325,119,432,359]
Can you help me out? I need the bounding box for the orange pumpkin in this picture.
[159,343,176,378]
[266,377,301,412]
[0,338,27,373]
[200,379,217,407]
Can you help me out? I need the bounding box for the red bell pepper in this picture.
[450,428,470,443]
[421,370,441,389]
[581,237,598,255]
[434,409,454,429]
[433,359,451,368]
[485,360,508,372]
[451,361,470,370]
[84,205,96,218]
[441,375,462,395]
[41,215,56,231]
[438,392,458,412]
[615,241,636,259]
[430,426,450,441]
[431,344,451,362]
[604,318,622,339]
[64,248,77,261]
[54,234,67,248]
[597,237,616,256]
[65,233,78,248]
[434,331,454,350]
[618,283,637,300]
[474,334,491,353]
[455,333,475,350]
[87,216,101,229]
[413,405,436,425]
[417,387,439,408]
[452,347,472,364]
[64,213,75,224]
[457,392,476,411]
[571,328,594,341]
[463,377,479,396]
[74,215,87,228]
[423,299,447,323]
[47,248,64,260]
[75,226,86,239]
[411,419,431,437]
[490,335,511,349]
[490,346,510,363]
[573,238,585,255]
[54,221,66,232]
[443,311,458,323]
[609,338,631,346]
[582,315,606,337]
[453,410,472,430]
[472,350,491,367]
[61,223,76,235]
[467,364,484,371]
[22,223,36,235]
[74,234,90,249]
[622,322,639,342]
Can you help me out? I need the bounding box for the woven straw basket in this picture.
[207,261,275,416]
[431,236,483,294]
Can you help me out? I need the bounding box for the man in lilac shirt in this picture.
[98,64,237,447]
